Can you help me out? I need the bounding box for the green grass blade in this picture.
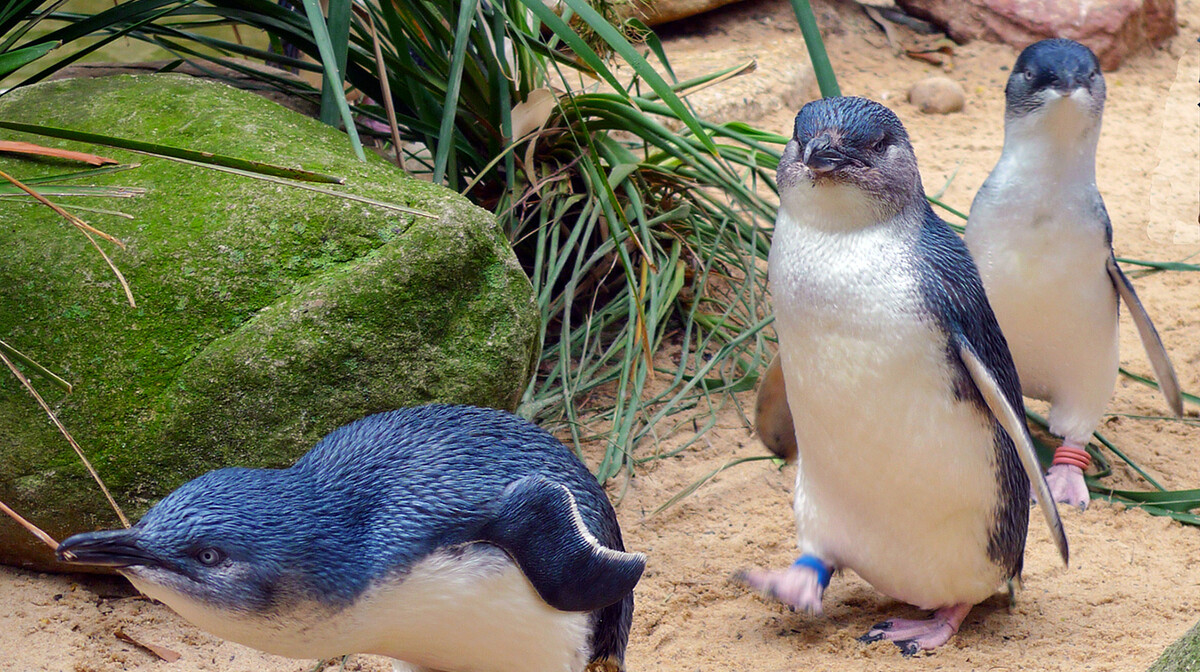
[0,41,58,78]
[299,0,364,160]
[318,0,352,127]
[0,338,72,393]
[519,0,719,155]
[789,0,840,97]
[432,0,480,187]
[0,121,346,183]
[1115,257,1200,272]
[12,0,193,91]
[0,185,143,197]
[161,154,435,217]
[1119,367,1200,407]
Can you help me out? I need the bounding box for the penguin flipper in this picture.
[755,353,798,462]
[1106,256,1184,417]
[481,476,645,613]
[955,335,1069,567]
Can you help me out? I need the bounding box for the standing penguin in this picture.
[965,39,1183,510]
[56,405,644,672]
[738,96,1068,655]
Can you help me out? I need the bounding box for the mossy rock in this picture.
[1149,620,1200,672]
[0,75,539,570]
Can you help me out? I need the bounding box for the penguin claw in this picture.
[856,631,886,644]
[857,604,971,655]
[896,639,922,657]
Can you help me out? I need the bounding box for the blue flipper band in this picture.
[792,554,832,588]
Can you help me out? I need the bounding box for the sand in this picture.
[3,1,1199,670]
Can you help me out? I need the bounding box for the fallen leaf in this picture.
[511,87,559,141]
[0,141,117,166]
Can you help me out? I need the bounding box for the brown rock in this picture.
[908,76,966,114]
[894,0,1177,70]
[614,0,748,26]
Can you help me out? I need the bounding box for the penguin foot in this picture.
[733,558,829,615]
[1045,463,1089,510]
[858,603,971,656]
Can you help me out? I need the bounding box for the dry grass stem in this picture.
[0,140,117,166]
[0,498,60,550]
[363,9,405,171]
[0,169,135,307]
[0,349,130,528]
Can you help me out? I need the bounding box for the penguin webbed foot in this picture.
[1044,463,1089,510]
[858,603,972,656]
[733,560,828,616]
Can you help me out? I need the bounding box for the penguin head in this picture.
[56,467,336,617]
[1005,39,1104,122]
[779,96,922,227]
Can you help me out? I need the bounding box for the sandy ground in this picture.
[3,1,1199,670]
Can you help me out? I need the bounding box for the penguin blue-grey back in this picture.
[57,404,644,672]
[741,96,1066,656]
[966,38,1182,511]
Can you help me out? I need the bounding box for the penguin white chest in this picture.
[768,210,1006,609]
[966,160,1118,441]
[127,544,591,672]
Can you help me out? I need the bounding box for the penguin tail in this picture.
[481,476,645,613]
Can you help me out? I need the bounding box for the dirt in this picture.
[3,1,1199,670]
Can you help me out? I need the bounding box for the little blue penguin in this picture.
[55,404,645,672]
[965,39,1183,510]
[739,96,1069,655]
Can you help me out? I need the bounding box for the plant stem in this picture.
[790,0,840,98]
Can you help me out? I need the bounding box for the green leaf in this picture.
[299,0,365,160]
[0,41,57,78]
[432,0,480,187]
[318,0,352,128]
[0,120,347,183]
[789,0,840,98]
[0,339,72,393]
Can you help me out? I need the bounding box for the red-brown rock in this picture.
[615,0,748,26]
[894,0,1177,70]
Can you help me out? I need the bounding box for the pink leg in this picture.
[1045,443,1090,510]
[734,559,829,615]
[858,603,972,656]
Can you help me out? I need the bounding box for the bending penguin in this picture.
[739,96,1068,655]
[57,404,645,672]
[965,39,1183,510]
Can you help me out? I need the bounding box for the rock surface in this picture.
[614,0,749,26]
[908,76,966,114]
[0,75,539,571]
[895,0,1178,70]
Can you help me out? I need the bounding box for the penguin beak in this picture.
[1050,72,1090,97]
[802,134,850,174]
[57,528,160,568]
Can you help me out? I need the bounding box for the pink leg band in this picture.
[1053,445,1091,470]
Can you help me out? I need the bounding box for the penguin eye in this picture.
[872,136,888,152]
[194,548,225,567]
[1023,69,1035,81]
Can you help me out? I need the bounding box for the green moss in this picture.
[0,75,538,570]
[1150,621,1200,672]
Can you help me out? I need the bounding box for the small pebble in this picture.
[908,77,966,115]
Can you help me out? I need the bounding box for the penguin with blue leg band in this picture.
[965,38,1183,511]
[56,404,644,672]
[737,96,1068,655]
